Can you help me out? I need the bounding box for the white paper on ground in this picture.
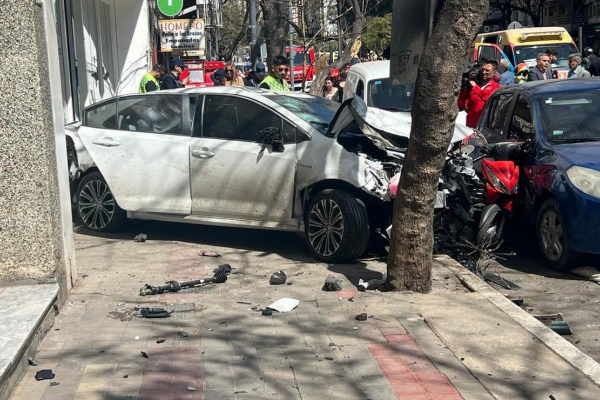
[267,298,299,313]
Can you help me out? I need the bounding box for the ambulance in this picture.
[469,27,578,79]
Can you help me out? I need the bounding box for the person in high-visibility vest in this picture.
[259,55,290,91]
[139,64,166,93]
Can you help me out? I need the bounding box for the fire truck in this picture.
[286,46,316,91]
[179,60,226,87]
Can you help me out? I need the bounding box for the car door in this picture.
[189,94,297,223]
[78,94,192,214]
[479,92,515,144]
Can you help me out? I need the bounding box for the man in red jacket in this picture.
[458,60,501,128]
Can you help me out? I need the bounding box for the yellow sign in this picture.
[159,19,205,53]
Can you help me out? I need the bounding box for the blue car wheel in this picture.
[536,199,578,271]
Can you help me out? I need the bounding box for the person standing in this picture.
[322,76,339,100]
[587,54,600,77]
[568,53,591,78]
[458,60,501,128]
[259,55,290,91]
[497,59,515,86]
[246,62,267,87]
[224,61,245,86]
[527,53,553,81]
[161,59,188,90]
[211,69,227,86]
[139,64,166,93]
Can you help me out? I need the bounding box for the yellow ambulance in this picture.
[469,27,578,79]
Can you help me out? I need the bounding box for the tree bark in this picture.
[259,0,287,69]
[386,0,489,293]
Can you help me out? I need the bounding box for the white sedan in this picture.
[66,87,403,263]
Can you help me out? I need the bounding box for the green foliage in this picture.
[362,13,392,53]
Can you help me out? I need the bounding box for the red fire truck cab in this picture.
[285,46,316,91]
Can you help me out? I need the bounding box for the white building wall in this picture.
[113,0,152,95]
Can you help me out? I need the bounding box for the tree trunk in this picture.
[386,0,489,293]
[261,1,287,69]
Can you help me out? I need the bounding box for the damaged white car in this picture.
[66,87,468,262]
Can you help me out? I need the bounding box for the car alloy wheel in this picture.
[78,179,116,231]
[539,209,564,262]
[308,198,345,257]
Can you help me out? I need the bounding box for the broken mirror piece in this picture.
[269,270,287,285]
[266,298,299,313]
[323,276,342,291]
[35,370,55,381]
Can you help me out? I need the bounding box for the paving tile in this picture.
[422,382,459,394]
[380,326,408,336]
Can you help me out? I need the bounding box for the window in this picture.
[559,6,566,15]
[510,96,533,140]
[502,45,515,66]
[117,95,183,135]
[203,95,282,142]
[85,100,117,129]
[479,46,496,62]
[356,80,365,99]
[488,94,513,136]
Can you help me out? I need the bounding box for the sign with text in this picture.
[159,19,205,53]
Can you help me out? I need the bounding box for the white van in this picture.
[343,60,467,125]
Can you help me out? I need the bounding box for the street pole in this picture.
[249,0,256,67]
[337,0,342,60]
[570,0,574,37]
[289,0,295,91]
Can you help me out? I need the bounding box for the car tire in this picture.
[536,199,577,271]
[76,172,126,232]
[305,189,370,263]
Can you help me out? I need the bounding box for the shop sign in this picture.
[160,19,205,52]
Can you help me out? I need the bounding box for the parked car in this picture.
[477,78,600,270]
[342,60,468,126]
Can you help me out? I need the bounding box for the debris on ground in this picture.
[533,313,573,335]
[139,271,228,296]
[186,386,197,391]
[176,331,189,338]
[261,309,273,316]
[482,271,521,290]
[266,298,299,313]
[214,264,233,275]
[358,272,386,292]
[68,301,75,306]
[269,270,287,285]
[135,307,173,318]
[140,351,149,358]
[50,382,60,387]
[507,295,524,305]
[294,271,304,276]
[34,370,55,381]
[355,313,368,321]
[323,276,342,291]
[571,267,600,285]
[28,357,38,366]
[237,301,252,305]
[123,375,129,379]
[156,337,165,344]
[133,233,147,243]
[198,250,221,257]
[329,342,336,346]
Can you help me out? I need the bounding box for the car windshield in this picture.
[269,94,339,134]
[514,44,578,68]
[367,79,414,111]
[538,90,600,144]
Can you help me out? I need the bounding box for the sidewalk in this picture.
[8,224,600,399]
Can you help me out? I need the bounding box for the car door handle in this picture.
[92,138,121,147]
[192,150,215,159]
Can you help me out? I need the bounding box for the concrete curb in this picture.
[437,254,600,388]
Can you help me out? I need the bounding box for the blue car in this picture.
[477,78,600,270]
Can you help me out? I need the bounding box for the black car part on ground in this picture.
[139,270,228,296]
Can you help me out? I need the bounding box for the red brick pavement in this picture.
[368,334,463,400]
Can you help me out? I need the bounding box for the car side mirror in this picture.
[259,127,284,152]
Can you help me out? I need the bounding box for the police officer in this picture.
[139,64,166,93]
[161,59,188,90]
[259,55,290,91]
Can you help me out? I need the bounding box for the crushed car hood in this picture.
[327,97,472,155]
